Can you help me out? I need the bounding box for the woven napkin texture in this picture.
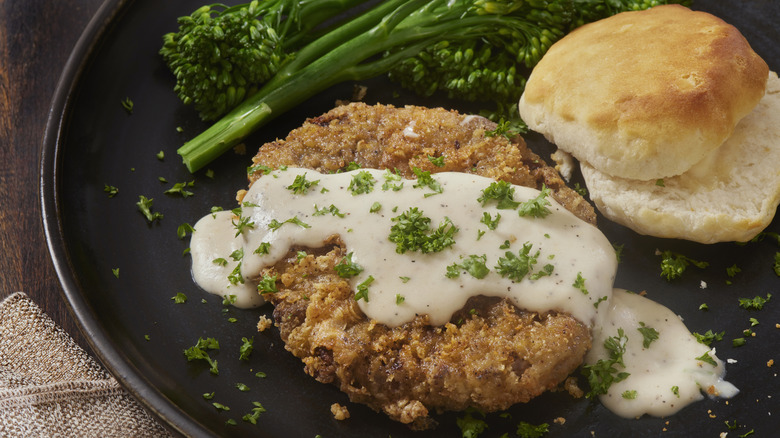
[0,292,172,437]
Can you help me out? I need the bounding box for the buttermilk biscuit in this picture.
[580,71,780,244]
[518,5,768,180]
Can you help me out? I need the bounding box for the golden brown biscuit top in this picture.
[522,4,768,179]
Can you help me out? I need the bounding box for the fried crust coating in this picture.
[249,103,594,428]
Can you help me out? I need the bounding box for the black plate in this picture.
[41,1,780,436]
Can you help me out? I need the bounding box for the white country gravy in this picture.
[188,167,736,417]
[590,289,738,418]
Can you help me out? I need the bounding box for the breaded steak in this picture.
[247,103,595,428]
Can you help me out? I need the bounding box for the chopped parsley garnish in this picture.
[227,263,244,285]
[254,242,271,255]
[156,150,164,160]
[212,402,230,411]
[412,167,443,197]
[399,276,410,283]
[348,170,376,195]
[515,421,549,438]
[738,293,772,310]
[637,322,659,348]
[699,303,709,311]
[396,294,405,305]
[354,275,374,302]
[103,184,119,198]
[726,264,741,278]
[230,248,243,261]
[136,195,163,223]
[112,268,120,278]
[621,390,638,399]
[658,250,709,280]
[529,263,554,280]
[477,181,520,209]
[381,169,404,191]
[183,337,220,375]
[671,386,680,397]
[239,336,254,361]
[222,294,237,306]
[572,272,588,295]
[696,351,718,367]
[773,252,780,276]
[499,240,511,249]
[202,392,215,400]
[248,164,273,176]
[388,207,458,254]
[165,181,195,198]
[480,212,501,230]
[613,243,624,263]
[517,185,552,218]
[177,223,195,240]
[692,329,724,346]
[232,215,255,237]
[334,252,363,278]
[456,409,488,438]
[235,383,250,392]
[495,242,538,282]
[313,204,346,218]
[286,172,319,194]
[427,155,446,167]
[593,295,608,308]
[484,118,520,139]
[573,182,588,197]
[212,258,228,266]
[446,254,490,279]
[342,161,361,172]
[369,201,381,213]
[257,274,278,294]
[242,402,267,424]
[267,216,310,231]
[121,97,133,114]
[171,292,188,304]
[655,179,665,187]
[732,337,747,347]
[583,328,629,398]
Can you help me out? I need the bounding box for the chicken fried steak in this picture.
[246,103,596,428]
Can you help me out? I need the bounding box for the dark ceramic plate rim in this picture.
[40,0,203,436]
[40,1,780,437]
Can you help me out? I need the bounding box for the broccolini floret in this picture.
[161,0,691,173]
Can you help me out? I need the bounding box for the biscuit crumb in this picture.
[330,403,350,420]
[768,359,775,367]
[257,315,273,332]
[233,143,246,155]
[554,417,566,425]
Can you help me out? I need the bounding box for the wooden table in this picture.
[1,0,105,352]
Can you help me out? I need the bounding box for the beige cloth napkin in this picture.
[0,292,172,437]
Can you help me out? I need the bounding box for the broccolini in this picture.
[161,0,691,173]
